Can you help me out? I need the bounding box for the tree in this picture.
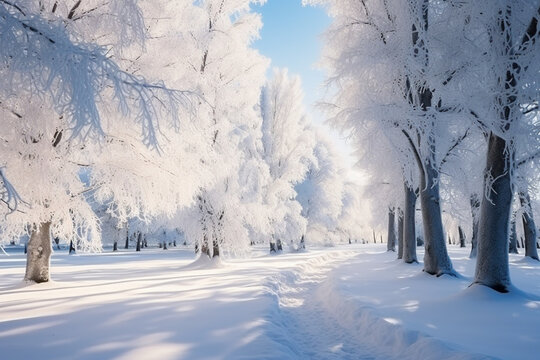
[296,129,345,246]
[260,68,315,252]
[0,0,189,282]
[174,0,270,259]
[469,2,540,292]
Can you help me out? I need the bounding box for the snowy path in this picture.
[262,252,379,360]
[261,250,499,360]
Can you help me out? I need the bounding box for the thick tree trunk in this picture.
[459,226,466,248]
[270,241,277,252]
[519,191,539,260]
[397,209,404,259]
[24,222,52,283]
[474,133,512,292]
[113,240,118,252]
[419,162,454,276]
[276,239,283,251]
[469,194,480,258]
[509,218,519,254]
[387,208,396,252]
[403,183,418,263]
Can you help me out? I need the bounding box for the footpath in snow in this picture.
[270,245,539,360]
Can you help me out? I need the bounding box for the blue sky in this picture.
[253,0,331,123]
[252,0,356,166]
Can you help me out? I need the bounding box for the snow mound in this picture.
[183,254,224,270]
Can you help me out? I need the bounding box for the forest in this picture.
[0,1,539,359]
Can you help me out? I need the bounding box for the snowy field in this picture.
[1,244,539,360]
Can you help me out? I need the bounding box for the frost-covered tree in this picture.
[311,0,473,274]
[260,68,314,252]
[0,0,189,282]
[463,2,540,292]
[296,129,344,246]
[174,0,269,259]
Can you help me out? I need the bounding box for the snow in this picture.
[1,244,539,359]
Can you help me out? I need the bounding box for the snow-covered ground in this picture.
[0,244,539,359]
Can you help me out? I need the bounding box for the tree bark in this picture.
[469,193,480,258]
[519,191,539,260]
[69,240,76,254]
[397,208,404,259]
[459,226,466,248]
[509,217,519,254]
[419,161,454,276]
[136,232,142,252]
[24,222,52,283]
[474,133,512,292]
[403,183,418,263]
[276,238,283,251]
[124,228,129,249]
[387,208,396,252]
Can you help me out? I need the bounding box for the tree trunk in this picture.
[469,193,480,258]
[459,226,466,248]
[69,240,76,254]
[124,229,129,249]
[509,217,519,254]
[403,183,418,263]
[276,239,283,251]
[136,232,142,252]
[474,133,512,292]
[519,191,539,260]
[201,236,218,257]
[387,208,396,252]
[397,209,404,259]
[419,162,454,276]
[24,222,52,283]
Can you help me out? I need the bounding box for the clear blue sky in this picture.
[253,0,331,122]
[252,0,355,166]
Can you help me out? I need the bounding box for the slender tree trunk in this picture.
[509,217,519,254]
[419,162,454,276]
[403,183,418,263]
[387,208,396,252]
[69,240,76,254]
[136,232,142,252]
[124,228,129,249]
[469,193,480,258]
[459,226,466,248]
[277,239,283,251]
[24,222,52,283]
[397,209,404,259]
[519,191,539,260]
[474,133,512,292]
[270,241,277,252]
